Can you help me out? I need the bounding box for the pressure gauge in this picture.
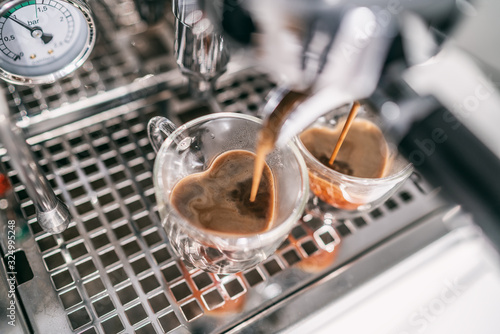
[0,0,95,84]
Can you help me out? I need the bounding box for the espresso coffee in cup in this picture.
[299,118,390,210]
[148,113,308,273]
[294,102,413,218]
[170,150,275,235]
[300,118,390,178]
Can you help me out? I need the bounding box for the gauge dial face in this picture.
[0,0,94,83]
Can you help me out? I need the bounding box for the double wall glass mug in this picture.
[296,104,413,219]
[148,113,309,273]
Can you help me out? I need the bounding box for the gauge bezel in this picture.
[0,0,96,85]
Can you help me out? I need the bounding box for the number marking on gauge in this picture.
[0,0,95,84]
[0,0,77,63]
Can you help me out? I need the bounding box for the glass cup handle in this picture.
[147,116,177,152]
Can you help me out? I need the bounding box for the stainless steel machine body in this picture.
[0,0,499,333]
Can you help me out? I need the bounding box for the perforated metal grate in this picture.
[0,67,442,333]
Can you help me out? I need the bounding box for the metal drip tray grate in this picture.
[0,70,448,333]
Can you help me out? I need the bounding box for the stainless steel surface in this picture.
[229,205,457,333]
[284,214,500,334]
[0,259,30,334]
[0,88,71,234]
[0,0,473,333]
[0,182,31,334]
[0,64,453,332]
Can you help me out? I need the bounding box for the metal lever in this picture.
[0,89,70,234]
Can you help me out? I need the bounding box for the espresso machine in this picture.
[1,0,500,333]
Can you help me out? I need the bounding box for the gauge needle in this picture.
[9,16,53,44]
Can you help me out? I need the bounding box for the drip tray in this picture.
[0,71,452,333]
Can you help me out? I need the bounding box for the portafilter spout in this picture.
[173,0,230,100]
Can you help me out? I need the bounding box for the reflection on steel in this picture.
[0,88,71,234]
[173,0,230,99]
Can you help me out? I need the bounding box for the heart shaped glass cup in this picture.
[296,104,414,219]
[148,113,309,273]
